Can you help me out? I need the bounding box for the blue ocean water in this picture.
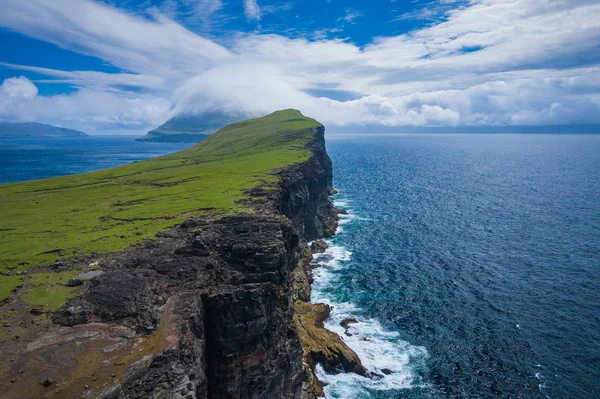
[0,136,193,183]
[315,134,600,399]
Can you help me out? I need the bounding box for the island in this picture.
[135,113,242,143]
[0,122,87,138]
[0,109,362,399]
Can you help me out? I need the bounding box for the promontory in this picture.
[0,109,363,399]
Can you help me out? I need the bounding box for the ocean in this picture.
[1,134,599,398]
[316,134,600,399]
[0,136,193,183]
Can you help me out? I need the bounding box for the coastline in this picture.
[0,111,339,398]
[298,196,430,398]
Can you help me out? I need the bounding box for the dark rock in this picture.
[382,368,394,375]
[340,317,359,336]
[293,262,312,302]
[84,272,157,332]
[310,240,329,254]
[203,282,303,397]
[40,377,54,387]
[368,371,384,380]
[52,298,93,326]
[66,278,83,287]
[340,317,358,329]
[277,126,338,240]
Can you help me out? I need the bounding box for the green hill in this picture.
[0,109,321,302]
[0,122,87,138]
[136,112,244,142]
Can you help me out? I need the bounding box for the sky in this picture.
[0,0,599,134]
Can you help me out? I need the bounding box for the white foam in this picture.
[310,201,430,397]
[333,199,351,208]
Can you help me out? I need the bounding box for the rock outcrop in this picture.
[0,123,350,399]
[291,245,367,397]
[294,301,365,376]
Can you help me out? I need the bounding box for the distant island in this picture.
[0,122,87,138]
[136,112,243,143]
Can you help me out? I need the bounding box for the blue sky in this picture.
[0,0,599,134]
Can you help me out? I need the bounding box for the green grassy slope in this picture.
[0,110,321,295]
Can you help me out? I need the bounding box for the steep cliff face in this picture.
[109,127,338,399]
[113,131,336,399]
[98,215,307,399]
[1,123,337,399]
[277,125,338,241]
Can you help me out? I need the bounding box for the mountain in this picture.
[0,122,87,138]
[136,112,244,143]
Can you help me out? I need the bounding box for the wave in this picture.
[309,198,429,398]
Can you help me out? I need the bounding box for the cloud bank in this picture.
[0,0,599,132]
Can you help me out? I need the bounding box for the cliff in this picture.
[0,110,358,399]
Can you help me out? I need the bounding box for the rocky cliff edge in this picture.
[0,115,360,399]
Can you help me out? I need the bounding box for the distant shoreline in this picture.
[0,122,87,138]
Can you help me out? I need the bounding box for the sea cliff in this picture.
[0,110,359,398]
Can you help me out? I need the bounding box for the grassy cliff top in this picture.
[0,110,321,282]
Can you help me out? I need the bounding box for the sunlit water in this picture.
[314,134,600,399]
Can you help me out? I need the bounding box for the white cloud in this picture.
[0,76,38,99]
[338,8,362,24]
[156,0,228,34]
[0,76,39,121]
[244,0,261,21]
[0,0,231,79]
[0,0,599,131]
[0,76,170,129]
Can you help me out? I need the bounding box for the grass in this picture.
[21,271,82,311]
[0,109,321,302]
[0,276,22,302]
